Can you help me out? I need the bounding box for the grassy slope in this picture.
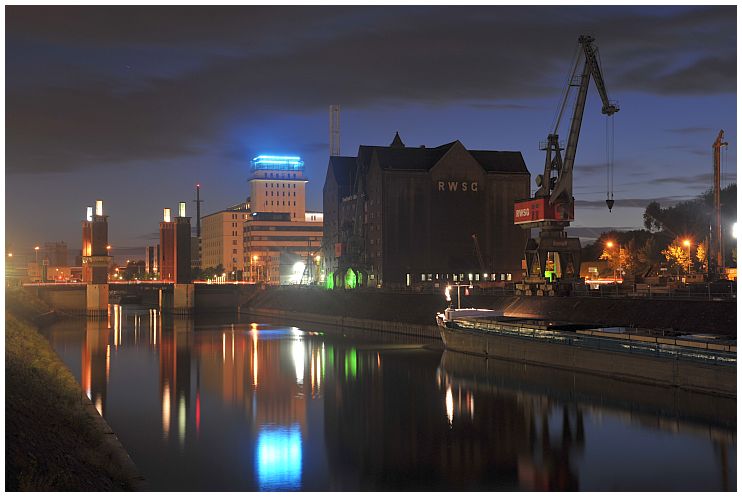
[5,289,133,491]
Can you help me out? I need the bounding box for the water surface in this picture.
[44,305,736,491]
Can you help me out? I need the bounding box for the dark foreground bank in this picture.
[5,289,144,491]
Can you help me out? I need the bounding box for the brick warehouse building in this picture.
[323,133,530,288]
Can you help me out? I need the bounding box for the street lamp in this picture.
[683,239,691,274]
[605,240,618,284]
[34,246,40,282]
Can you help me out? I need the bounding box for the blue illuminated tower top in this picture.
[251,155,305,172]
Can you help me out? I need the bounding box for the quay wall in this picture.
[243,287,736,336]
[33,285,87,313]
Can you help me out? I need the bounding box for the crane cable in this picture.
[605,114,615,202]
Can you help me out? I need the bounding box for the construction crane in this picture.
[514,35,619,289]
[472,233,486,274]
[711,130,728,279]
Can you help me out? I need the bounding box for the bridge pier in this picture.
[86,284,109,317]
[173,284,194,315]
[159,284,194,315]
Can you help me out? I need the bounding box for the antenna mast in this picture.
[330,104,340,156]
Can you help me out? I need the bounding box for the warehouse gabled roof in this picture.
[469,150,529,174]
[353,134,528,174]
[327,155,357,190]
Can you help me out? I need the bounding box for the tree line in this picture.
[582,184,736,277]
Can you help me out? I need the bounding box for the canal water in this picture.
[43,305,736,491]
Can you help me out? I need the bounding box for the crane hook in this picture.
[606,198,614,212]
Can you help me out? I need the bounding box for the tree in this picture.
[695,241,708,273]
[661,237,691,275]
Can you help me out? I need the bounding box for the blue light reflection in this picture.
[255,424,303,491]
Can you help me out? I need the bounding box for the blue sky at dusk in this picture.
[5,5,736,260]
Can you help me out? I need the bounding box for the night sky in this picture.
[5,5,737,261]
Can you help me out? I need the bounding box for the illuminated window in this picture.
[421,274,426,281]
[507,273,512,281]
[475,274,480,281]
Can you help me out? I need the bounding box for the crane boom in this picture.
[711,130,728,277]
[550,36,618,205]
[472,234,486,274]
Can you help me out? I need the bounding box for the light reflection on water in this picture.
[43,306,736,491]
[256,424,303,491]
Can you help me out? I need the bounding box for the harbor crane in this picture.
[514,35,619,291]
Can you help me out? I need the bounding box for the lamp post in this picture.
[606,241,617,284]
[34,246,40,282]
[683,239,691,275]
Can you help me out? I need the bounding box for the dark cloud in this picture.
[468,102,537,110]
[665,127,715,134]
[575,195,695,209]
[643,172,737,186]
[6,5,735,174]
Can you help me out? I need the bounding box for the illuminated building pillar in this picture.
[82,200,111,317]
[161,203,194,314]
[160,208,175,282]
[174,202,192,284]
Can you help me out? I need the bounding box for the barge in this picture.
[436,306,736,397]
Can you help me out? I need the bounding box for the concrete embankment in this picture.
[5,289,145,491]
[243,286,737,336]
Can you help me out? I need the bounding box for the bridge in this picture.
[30,198,200,317]
[27,281,262,315]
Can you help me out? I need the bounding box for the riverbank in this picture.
[5,289,145,491]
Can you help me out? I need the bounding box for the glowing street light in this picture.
[683,239,692,274]
[605,240,620,283]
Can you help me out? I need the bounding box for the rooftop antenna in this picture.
[330,104,340,156]
[194,183,203,237]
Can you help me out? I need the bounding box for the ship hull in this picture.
[437,323,736,397]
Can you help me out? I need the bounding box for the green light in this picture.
[344,268,357,289]
[326,345,334,370]
[326,271,334,290]
[344,348,357,380]
[545,270,554,282]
